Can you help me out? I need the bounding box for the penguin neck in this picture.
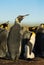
[15,20,21,26]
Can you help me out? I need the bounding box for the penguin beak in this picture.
[23,14,30,18]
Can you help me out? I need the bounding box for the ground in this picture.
[0,57,44,65]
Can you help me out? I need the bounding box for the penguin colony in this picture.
[0,14,44,61]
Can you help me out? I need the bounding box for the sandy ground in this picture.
[0,57,44,65]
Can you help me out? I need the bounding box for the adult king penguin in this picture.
[7,14,29,60]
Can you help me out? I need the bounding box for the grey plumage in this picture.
[7,23,22,60]
[7,14,29,60]
[0,28,8,58]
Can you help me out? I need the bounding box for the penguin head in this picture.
[40,23,44,28]
[0,21,9,30]
[15,14,29,23]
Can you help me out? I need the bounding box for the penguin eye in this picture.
[19,17,24,21]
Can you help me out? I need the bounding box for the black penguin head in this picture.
[15,14,29,23]
[0,21,9,30]
[40,23,44,28]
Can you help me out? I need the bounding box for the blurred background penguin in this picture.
[0,21,9,31]
[0,21,9,58]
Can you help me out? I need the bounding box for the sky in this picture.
[0,0,44,26]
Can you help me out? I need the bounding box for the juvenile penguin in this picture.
[7,14,29,60]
